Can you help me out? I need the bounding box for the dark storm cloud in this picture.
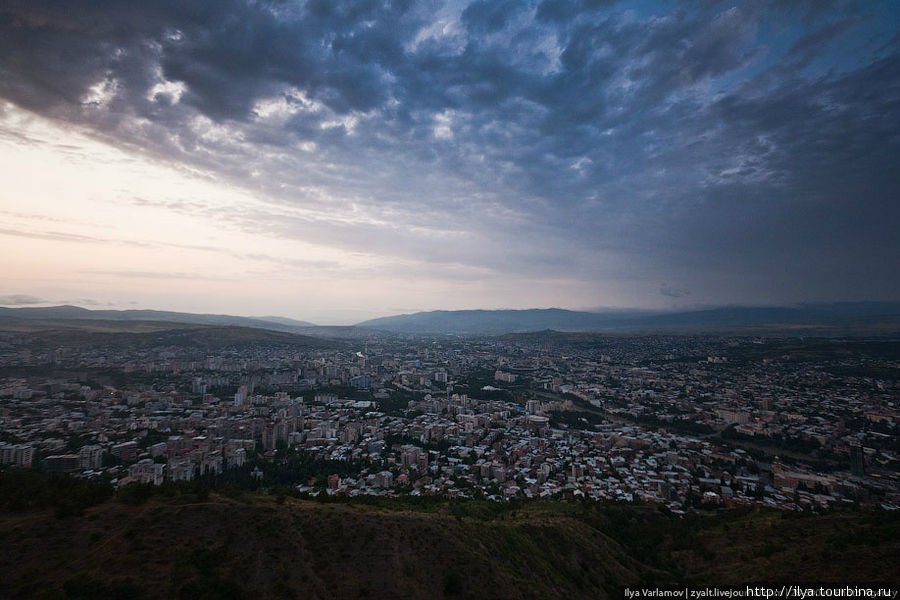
[461,0,526,33]
[1,0,897,304]
[535,0,620,24]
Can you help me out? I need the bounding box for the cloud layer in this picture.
[1,0,898,311]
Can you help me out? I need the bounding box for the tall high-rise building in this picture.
[234,385,248,407]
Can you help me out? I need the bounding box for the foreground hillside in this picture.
[0,488,897,600]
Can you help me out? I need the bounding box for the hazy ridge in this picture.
[0,306,315,331]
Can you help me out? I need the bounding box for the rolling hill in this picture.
[0,319,342,350]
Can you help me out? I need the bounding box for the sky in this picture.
[0,0,898,324]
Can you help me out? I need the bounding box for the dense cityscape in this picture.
[3,330,897,512]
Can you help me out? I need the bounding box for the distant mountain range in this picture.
[355,303,900,335]
[0,305,314,331]
[2,302,899,337]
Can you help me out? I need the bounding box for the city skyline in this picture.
[1,1,899,324]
